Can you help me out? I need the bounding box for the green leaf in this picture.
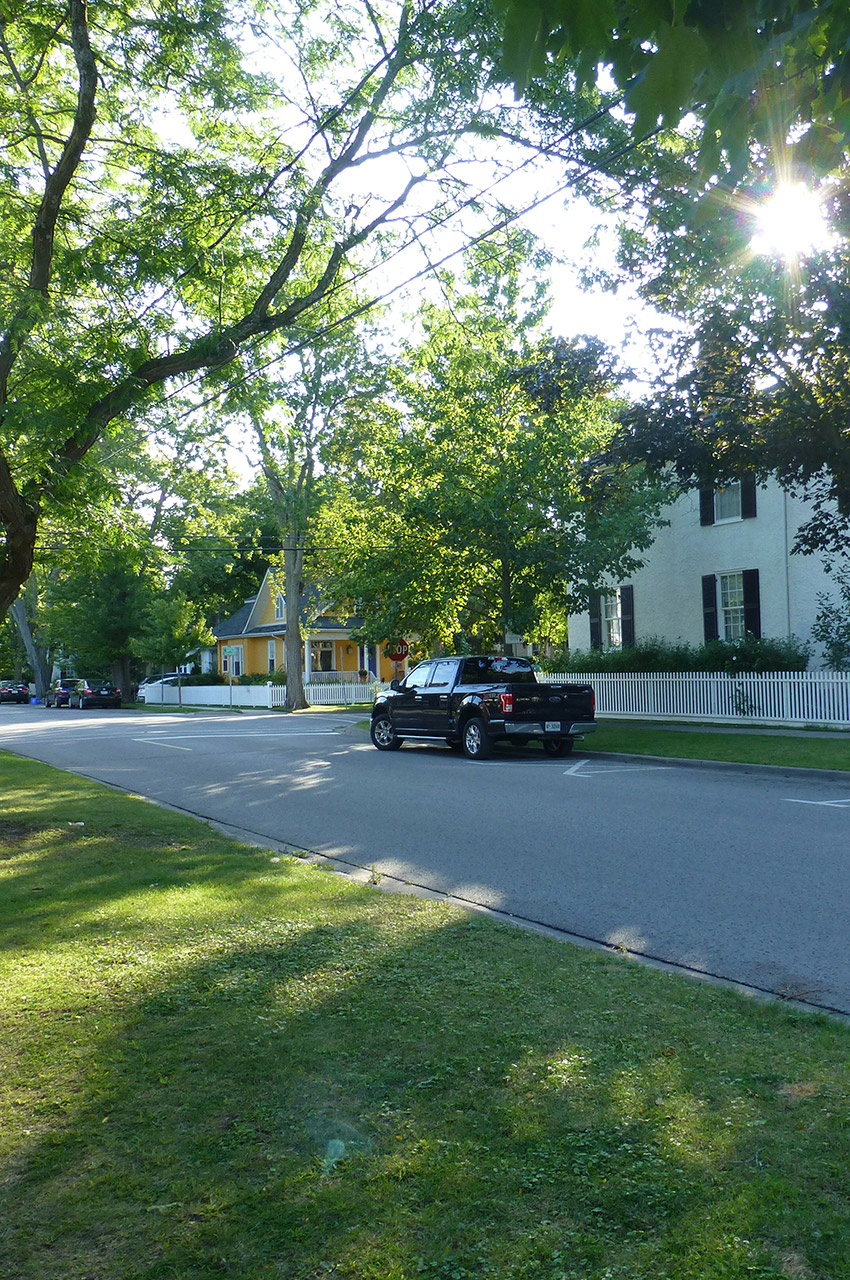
[626,22,711,134]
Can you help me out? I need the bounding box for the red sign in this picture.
[387,640,409,662]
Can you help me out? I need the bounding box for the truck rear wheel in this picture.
[462,716,492,760]
[543,737,573,757]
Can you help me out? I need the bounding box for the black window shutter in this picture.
[741,474,758,519]
[620,584,635,647]
[743,568,761,637]
[701,575,719,642]
[699,489,715,526]
[589,593,602,650]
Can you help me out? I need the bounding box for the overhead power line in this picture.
[160,100,656,425]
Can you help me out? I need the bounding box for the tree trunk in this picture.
[283,540,310,710]
[8,594,51,697]
[500,557,513,655]
[112,657,132,701]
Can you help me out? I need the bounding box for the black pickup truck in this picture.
[370,655,595,760]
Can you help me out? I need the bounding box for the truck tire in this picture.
[462,715,492,760]
[543,737,574,757]
[371,712,403,751]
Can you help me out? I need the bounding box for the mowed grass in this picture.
[2,753,850,1280]
[587,721,850,772]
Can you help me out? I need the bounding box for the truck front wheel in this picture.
[543,737,574,757]
[371,713,403,751]
[462,716,492,760]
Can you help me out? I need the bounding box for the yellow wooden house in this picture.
[212,569,404,683]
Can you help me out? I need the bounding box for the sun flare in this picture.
[750,183,830,260]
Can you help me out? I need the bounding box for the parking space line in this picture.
[564,760,674,777]
[785,797,850,808]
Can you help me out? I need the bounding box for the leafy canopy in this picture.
[1,0,640,615]
[494,0,850,182]
[325,240,669,649]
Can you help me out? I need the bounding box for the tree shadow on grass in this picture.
[3,754,850,1278]
[3,897,850,1280]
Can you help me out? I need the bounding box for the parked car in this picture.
[136,674,180,703]
[0,677,30,704]
[68,679,122,709]
[44,676,79,708]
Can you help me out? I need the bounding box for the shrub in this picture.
[812,571,850,670]
[233,668,287,686]
[540,634,810,674]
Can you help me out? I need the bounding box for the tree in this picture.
[0,0,637,619]
[130,592,215,678]
[325,243,669,649]
[9,421,274,691]
[235,324,389,709]
[812,569,850,669]
[604,169,850,561]
[495,0,850,182]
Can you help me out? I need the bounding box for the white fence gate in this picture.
[545,670,850,728]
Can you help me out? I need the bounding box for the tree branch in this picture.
[0,0,97,396]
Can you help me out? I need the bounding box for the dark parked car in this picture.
[44,676,78,708]
[0,677,30,704]
[68,679,122,709]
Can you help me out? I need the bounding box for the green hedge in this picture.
[539,635,811,675]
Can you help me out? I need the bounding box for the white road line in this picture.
[564,760,674,777]
[563,759,588,775]
[785,797,850,808]
[133,738,191,751]
[139,730,339,740]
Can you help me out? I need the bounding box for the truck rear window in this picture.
[459,658,537,684]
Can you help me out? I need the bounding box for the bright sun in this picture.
[750,183,831,260]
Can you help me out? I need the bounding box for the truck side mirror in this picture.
[390,679,401,691]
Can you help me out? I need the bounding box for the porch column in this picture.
[304,638,312,682]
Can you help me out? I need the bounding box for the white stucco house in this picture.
[567,477,837,666]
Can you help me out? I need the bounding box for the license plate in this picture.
[545,721,561,733]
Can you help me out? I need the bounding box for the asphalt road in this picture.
[2,704,850,1015]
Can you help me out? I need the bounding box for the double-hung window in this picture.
[700,476,757,525]
[701,570,761,641]
[714,483,742,522]
[589,584,635,650]
[603,590,623,649]
[719,571,746,640]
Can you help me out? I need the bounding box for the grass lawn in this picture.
[3,752,850,1280]
[587,722,850,772]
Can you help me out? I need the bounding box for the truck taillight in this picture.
[591,688,596,717]
[499,692,514,715]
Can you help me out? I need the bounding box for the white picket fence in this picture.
[545,670,850,728]
[142,671,850,727]
[142,680,387,709]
